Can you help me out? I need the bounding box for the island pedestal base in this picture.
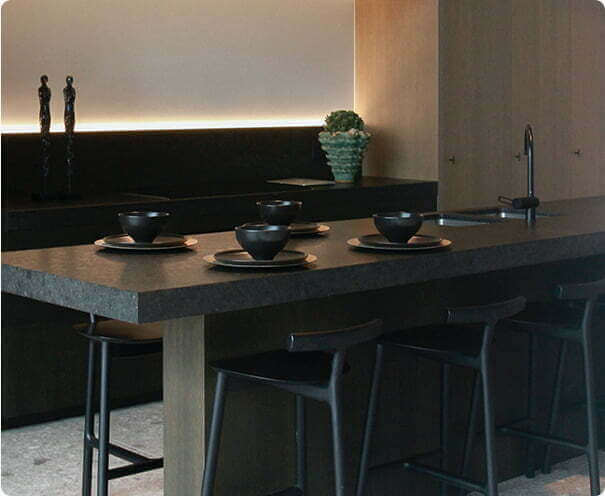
[163,316,207,496]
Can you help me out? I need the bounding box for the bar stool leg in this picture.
[525,333,537,479]
[542,340,568,474]
[480,356,498,496]
[296,395,306,494]
[82,339,96,496]
[97,341,111,496]
[581,319,601,496]
[458,371,480,496]
[202,372,228,496]
[356,344,384,496]
[329,384,346,496]
[440,364,451,496]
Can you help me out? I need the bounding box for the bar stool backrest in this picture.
[556,278,605,301]
[446,296,527,325]
[287,319,383,352]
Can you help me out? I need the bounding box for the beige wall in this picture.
[1,0,353,131]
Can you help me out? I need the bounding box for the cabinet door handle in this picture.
[447,155,456,165]
[573,149,582,156]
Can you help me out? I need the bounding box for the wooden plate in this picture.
[289,223,331,236]
[347,237,452,252]
[358,233,442,248]
[205,250,316,268]
[95,234,197,251]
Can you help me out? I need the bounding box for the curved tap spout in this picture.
[524,124,536,224]
[524,124,534,156]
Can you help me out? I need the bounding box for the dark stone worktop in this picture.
[1,177,426,213]
[3,196,605,323]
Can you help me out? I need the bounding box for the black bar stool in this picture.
[200,319,383,496]
[357,297,526,496]
[498,278,605,496]
[79,314,164,496]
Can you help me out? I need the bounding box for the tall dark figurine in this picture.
[63,75,76,195]
[38,75,52,199]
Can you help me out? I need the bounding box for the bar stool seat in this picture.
[497,278,605,496]
[77,319,164,343]
[213,349,349,385]
[77,320,163,358]
[78,316,164,496]
[201,319,383,496]
[357,297,526,496]
[504,301,584,340]
[382,324,485,364]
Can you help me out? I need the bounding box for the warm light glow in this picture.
[1,118,325,134]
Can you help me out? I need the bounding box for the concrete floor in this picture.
[1,403,163,496]
[1,401,604,496]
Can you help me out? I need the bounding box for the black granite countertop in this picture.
[2,177,426,213]
[3,196,605,323]
[1,177,437,251]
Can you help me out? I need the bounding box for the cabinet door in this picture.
[569,0,605,198]
[439,0,513,210]
[511,0,573,202]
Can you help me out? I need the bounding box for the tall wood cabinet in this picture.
[356,0,605,210]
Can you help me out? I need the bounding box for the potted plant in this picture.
[318,110,371,183]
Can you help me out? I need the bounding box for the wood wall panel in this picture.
[511,0,574,202]
[355,0,604,209]
[355,0,439,182]
[570,0,605,198]
[601,3,605,195]
[511,0,539,200]
[544,0,574,201]
[438,0,476,209]
[439,0,513,209]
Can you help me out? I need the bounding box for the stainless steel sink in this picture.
[458,207,559,219]
[423,213,501,227]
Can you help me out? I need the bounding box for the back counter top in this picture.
[2,177,437,251]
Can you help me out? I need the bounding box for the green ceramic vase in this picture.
[318,130,371,183]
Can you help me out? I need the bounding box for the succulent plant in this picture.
[324,110,365,133]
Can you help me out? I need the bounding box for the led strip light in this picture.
[1,118,325,134]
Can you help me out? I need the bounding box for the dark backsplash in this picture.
[2,127,328,197]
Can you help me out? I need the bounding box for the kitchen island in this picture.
[3,196,605,495]
[1,176,436,427]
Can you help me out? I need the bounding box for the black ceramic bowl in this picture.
[257,200,302,226]
[118,211,170,243]
[235,223,290,260]
[373,211,423,243]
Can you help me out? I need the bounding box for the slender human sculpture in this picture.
[64,75,76,195]
[38,75,51,199]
